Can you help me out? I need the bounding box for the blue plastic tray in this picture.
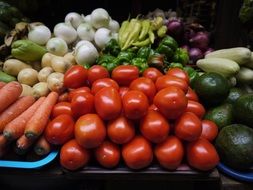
[0,150,59,169]
[217,162,253,182]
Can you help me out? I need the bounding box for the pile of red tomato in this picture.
[44,65,220,171]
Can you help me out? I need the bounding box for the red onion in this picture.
[189,48,203,64]
[204,48,214,56]
[189,32,209,50]
[167,19,184,39]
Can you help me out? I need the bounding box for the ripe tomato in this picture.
[187,138,220,171]
[166,68,190,85]
[87,65,110,84]
[45,114,74,145]
[186,87,199,101]
[129,77,156,103]
[122,90,149,120]
[142,67,163,82]
[60,139,90,171]
[95,87,122,120]
[68,87,91,101]
[155,136,184,170]
[91,78,119,95]
[185,100,206,119]
[51,102,72,118]
[140,110,170,143]
[200,120,218,141]
[95,141,120,168]
[122,136,153,170]
[175,112,202,141]
[58,92,69,102]
[148,104,158,111]
[119,87,129,98]
[107,115,135,144]
[75,114,106,149]
[153,86,187,119]
[111,65,139,86]
[64,65,88,89]
[155,75,188,93]
[71,92,94,119]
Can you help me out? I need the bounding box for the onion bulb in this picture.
[91,8,110,29]
[46,37,68,56]
[54,22,77,44]
[74,43,98,66]
[65,12,82,29]
[107,19,120,33]
[28,25,51,45]
[94,27,112,49]
[77,23,95,41]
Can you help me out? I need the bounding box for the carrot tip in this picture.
[25,132,37,140]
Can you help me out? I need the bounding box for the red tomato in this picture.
[87,65,110,84]
[129,77,156,103]
[122,136,153,170]
[200,120,218,141]
[122,90,149,120]
[185,100,206,119]
[166,68,190,85]
[140,110,170,143]
[71,92,94,119]
[94,87,122,120]
[64,65,88,89]
[51,102,72,118]
[119,87,129,98]
[91,78,119,95]
[58,92,69,102]
[95,141,120,168]
[155,136,184,170]
[187,138,220,171]
[107,115,135,144]
[142,67,163,82]
[148,104,159,111]
[175,112,202,141]
[45,114,74,145]
[60,139,90,171]
[153,86,187,119]
[75,114,106,149]
[186,87,199,101]
[111,65,139,86]
[155,75,188,93]
[68,87,91,101]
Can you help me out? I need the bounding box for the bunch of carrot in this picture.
[0,81,59,158]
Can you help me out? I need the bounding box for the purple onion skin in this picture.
[184,28,196,43]
[167,19,184,40]
[204,48,214,56]
[189,48,203,64]
[189,32,209,50]
[181,45,190,52]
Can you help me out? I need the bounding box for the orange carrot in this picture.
[15,135,35,155]
[34,135,51,156]
[0,96,35,133]
[0,81,22,113]
[0,82,5,89]
[25,92,59,140]
[3,97,46,141]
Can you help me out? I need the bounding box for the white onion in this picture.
[82,14,92,25]
[54,22,77,44]
[77,23,95,41]
[107,19,120,33]
[75,40,95,50]
[94,27,112,49]
[28,25,51,45]
[91,8,110,29]
[65,12,82,29]
[46,37,68,56]
[74,43,98,66]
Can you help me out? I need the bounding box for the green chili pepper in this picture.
[96,54,115,65]
[137,47,151,60]
[138,19,151,40]
[101,61,118,72]
[156,44,174,60]
[132,38,151,47]
[120,18,139,49]
[103,39,121,57]
[183,66,200,87]
[160,35,178,51]
[116,51,135,64]
[131,58,148,73]
[148,30,155,43]
[151,17,163,30]
[119,20,130,48]
[173,48,189,66]
[157,25,167,38]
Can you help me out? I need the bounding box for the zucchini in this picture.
[205,47,251,65]
[236,67,253,84]
[196,58,240,78]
